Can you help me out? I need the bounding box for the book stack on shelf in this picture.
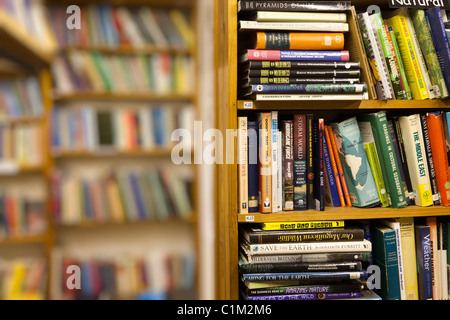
[238,220,379,300]
[356,7,450,100]
[53,250,195,300]
[50,167,193,226]
[51,103,193,154]
[0,258,47,300]
[237,0,369,101]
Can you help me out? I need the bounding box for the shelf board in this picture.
[0,233,49,246]
[60,46,193,56]
[0,116,44,125]
[237,99,450,110]
[0,11,54,67]
[52,148,175,158]
[238,206,450,223]
[53,92,194,102]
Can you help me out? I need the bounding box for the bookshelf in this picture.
[215,0,450,300]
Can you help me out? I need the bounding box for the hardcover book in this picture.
[294,114,307,210]
[242,60,360,70]
[306,114,315,210]
[330,117,380,207]
[253,32,345,50]
[323,126,342,207]
[242,49,350,62]
[314,118,325,211]
[415,224,433,300]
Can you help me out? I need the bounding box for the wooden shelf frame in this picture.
[214,0,450,300]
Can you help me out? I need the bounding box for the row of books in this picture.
[356,8,450,100]
[0,192,46,239]
[239,220,378,300]
[0,258,47,300]
[48,5,194,50]
[55,251,195,300]
[0,124,44,169]
[51,104,193,153]
[51,51,194,95]
[0,0,57,53]
[0,77,44,119]
[372,217,449,300]
[50,168,193,226]
[237,1,368,101]
[238,110,450,213]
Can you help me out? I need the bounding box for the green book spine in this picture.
[387,26,412,99]
[91,52,114,91]
[358,121,390,207]
[410,8,449,99]
[358,111,407,208]
[373,13,405,100]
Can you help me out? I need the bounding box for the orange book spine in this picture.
[426,112,450,206]
[324,125,345,207]
[327,125,352,206]
[258,112,272,213]
[256,32,345,50]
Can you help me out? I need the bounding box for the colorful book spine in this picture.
[426,217,441,300]
[243,282,364,296]
[415,224,433,300]
[282,120,294,210]
[238,117,249,214]
[246,292,361,300]
[372,12,405,100]
[410,8,449,99]
[330,117,380,207]
[246,84,367,95]
[425,7,450,92]
[255,32,345,50]
[323,126,341,207]
[246,61,360,69]
[271,111,279,212]
[358,111,407,208]
[324,126,346,206]
[245,49,350,62]
[386,14,429,100]
[247,121,260,212]
[246,69,361,78]
[419,114,440,205]
[398,114,433,206]
[294,114,307,210]
[241,271,367,282]
[306,114,315,210]
[426,112,450,206]
[258,112,272,213]
[237,1,352,12]
[258,220,345,231]
[314,118,324,211]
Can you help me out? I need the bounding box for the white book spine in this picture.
[238,117,249,214]
[271,111,278,212]
[277,130,283,212]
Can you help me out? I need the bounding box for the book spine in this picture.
[261,220,345,231]
[239,261,362,273]
[323,126,341,207]
[246,77,360,85]
[324,126,346,206]
[426,112,450,206]
[294,114,307,210]
[426,217,441,300]
[241,271,367,282]
[306,114,315,210]
[410,8,449,99]
[415,224,433,300]
[247,69,361,78]
[246,49,350,62]
[247,121,260,212]
[244,252,369,264]
[387,24,413,99]
[245,282,364,296]
[425,7,450,93]
[373,13,405,100]
[256,11,348,23]
[247,61,360,69]
[250,83,367,94]
[237,1,351,12]
[254,93,369,101]
[246,292,361,300]
[386,15,429,100]
[315,118,324,211]
[255,32,345,50]
[419,114,440,205]
[240,21,349,32]
[271,111,279,212]
[258,113,272,212]
[398,114,433,206]
[282,120,294,210]
[238,117,249,214]
[277,131,283,213]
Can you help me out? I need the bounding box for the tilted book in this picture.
[323,126,342,207]
[357,111,407,208]
[330,117,380,207]
[325,125,347,206]
[398,114,433,206]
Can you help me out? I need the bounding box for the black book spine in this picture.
[247,69,361,78]
[246,60,360,70]
[306,114,315,210]
[393,116,414,204]
[245,77,360,85]
[239,261,362,274]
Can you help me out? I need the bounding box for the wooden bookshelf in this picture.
[53,92,195,102]
[215,0,450,300]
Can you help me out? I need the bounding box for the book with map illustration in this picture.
[330,117,380,207]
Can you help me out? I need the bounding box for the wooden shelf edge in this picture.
[51,149,177,158]
[53,92,195,102]
[60,46,193,56]
[238,206,450,223]
[0,233,50,246]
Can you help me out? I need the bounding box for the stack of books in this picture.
[237,0,368,100]
[0,77,44,119]
[356,7,450,100]
[50,167,193,226]
[238,220,379,300]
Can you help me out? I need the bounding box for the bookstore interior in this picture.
[1,0,450,302]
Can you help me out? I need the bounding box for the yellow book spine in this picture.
[262,220,345,230]
[6,261,27,300]
[387,15,429,100]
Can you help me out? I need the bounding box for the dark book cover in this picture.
[244,60,360,70]
[238,260,362,274]
[415,224,433,300]
[282,120,294,210]
[96,110,114,146]
[246,68,361,78]
[306,114,315,210]
[314,118,325,211]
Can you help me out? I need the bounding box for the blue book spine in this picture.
[247,121,259,213]
[314,119,325,211]
[250,83,367,94]
[52,108,60,148]
[242,271,368,282]
[323,127,341,207]
[152,107,166,146]
[278,50,349,61]
[129,172,147,219]
[415,225,433,300]
[247,292,361,300]
[426,7,450,90]
[82,180,94,220]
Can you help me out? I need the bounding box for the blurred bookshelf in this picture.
[0,0,202,300]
